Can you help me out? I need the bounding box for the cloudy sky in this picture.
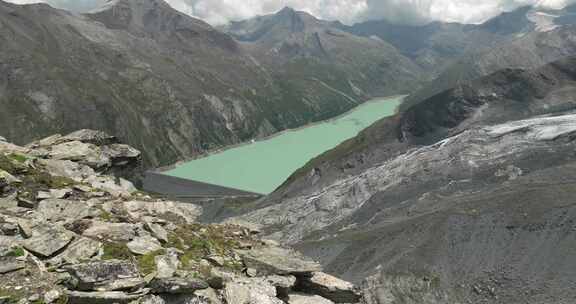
[6,0,576,25]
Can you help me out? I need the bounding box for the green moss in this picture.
[21,169,76,191]
[167,224,242,271]
[0,154,26,175]
[101,243,132,261]
[137,249,166,275]
[5,247,25,258]
[8,153,28,164]
[98,207,114,222]
[0,288,25,303]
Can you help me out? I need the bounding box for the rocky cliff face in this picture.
[0,0,425,169]
[0,130,361,304]
[227,57,576,303]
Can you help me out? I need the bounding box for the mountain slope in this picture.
[403,22,576,111]
[0,0,424,168]
[230,57,576,303]
[224,7,427,98]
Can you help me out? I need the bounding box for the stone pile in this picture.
[0,130,361,304]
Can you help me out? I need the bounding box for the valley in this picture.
[1,0,576,303]
[165,96,403,194]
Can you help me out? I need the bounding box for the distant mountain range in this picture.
[3,0,576,169]
[0,0,424,168]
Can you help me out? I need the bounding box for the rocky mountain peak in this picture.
[87,0,212,34]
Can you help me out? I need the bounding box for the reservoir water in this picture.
[165,96,403,194]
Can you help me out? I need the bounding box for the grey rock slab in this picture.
[123,200,202,224]
[50,237,102,265]
[36,199,99,224]
[288,294,334,304]
[149,277,209,294]
[39,159,95,182]
[296,272,361,303]
[83,221,137,242]
[65,260,142,291]
[236,246,322,275]
[127,235,163,255]
[66,290,148,304]
[0,260,25,274]
[37,189,72,200]
[194,288,222,304]
[21,225,74,258]
[0,194,18,209]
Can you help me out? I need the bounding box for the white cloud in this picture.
[4,0,576,25]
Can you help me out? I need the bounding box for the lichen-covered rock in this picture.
[295,272,361,303]
[36,199,100,224]
[66,290,149,304]
[50,237,102,265]
[83,222,137,242]
[21,225,74,258]
[149,277,209,294]
[155,250,180,278]
[236,247,322,276]
[122,200,202,224]
[64,260,143,291]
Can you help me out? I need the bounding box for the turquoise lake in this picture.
[166,96,403,194]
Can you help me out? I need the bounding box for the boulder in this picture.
[48,141,110,169]
[145,222,168,244]
[236,247,322,276]
[149,277,209,294]
[83,222,137,242]
[288,294,334,304]
[62,130,117,146]
[155,251,180,278]
[65,260,144,291]
[194,288,222,304]
[127,236,163,255]
[21,225,74,258]
[66,290,148,304]
[101,144,141,165]
[0,169,21,186]
[295,272,361,303]
[44,290,62,304]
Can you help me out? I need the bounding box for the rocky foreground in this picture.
[0,130,360,304]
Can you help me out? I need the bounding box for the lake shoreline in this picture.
[153,95,406,174]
